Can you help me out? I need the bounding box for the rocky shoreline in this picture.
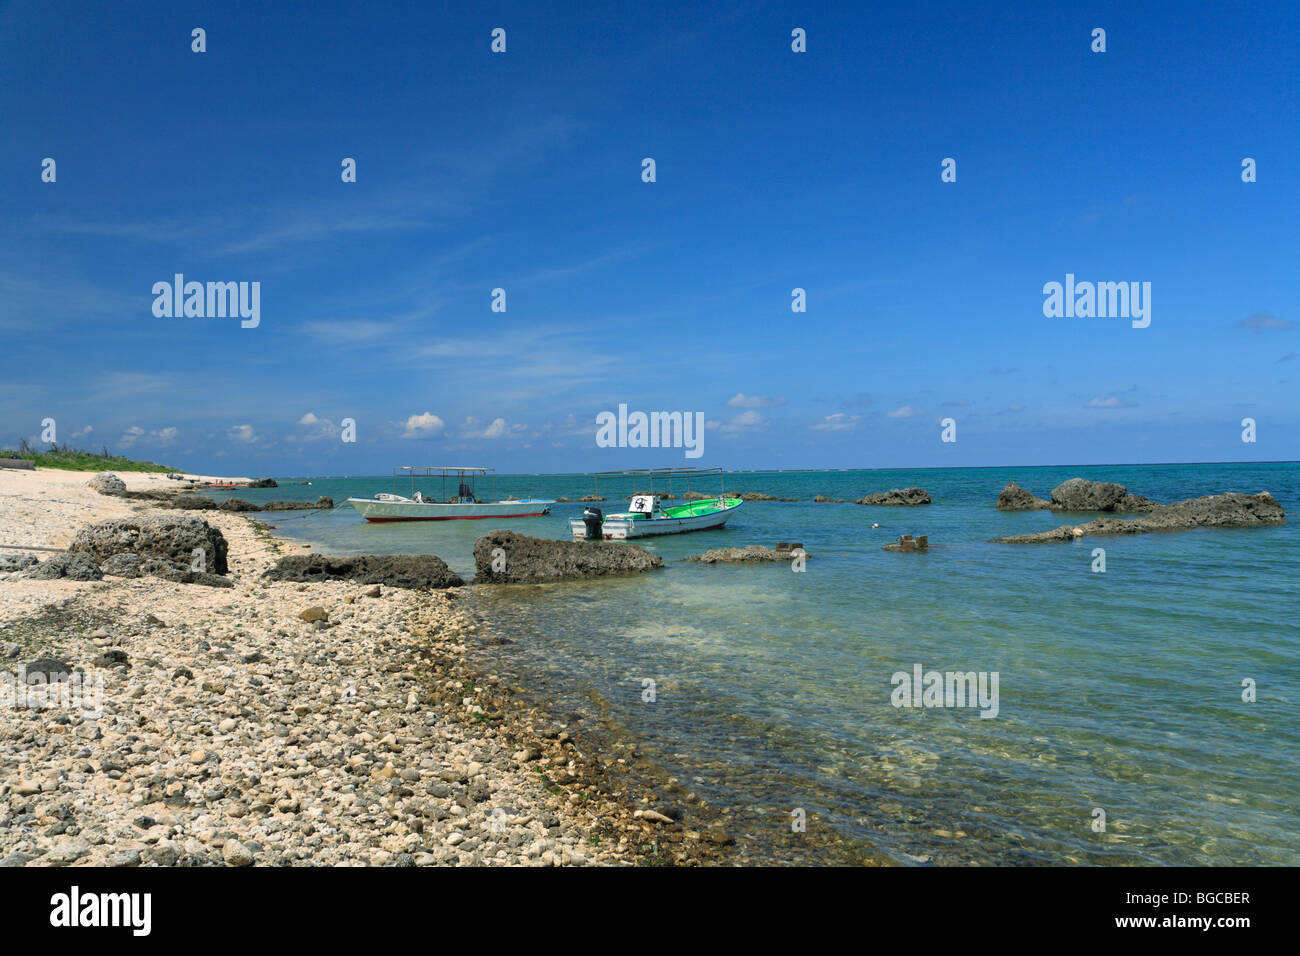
[989,478,1285,543]
[0,469,735,867]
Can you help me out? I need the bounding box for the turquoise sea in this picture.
[209,463,1300,865]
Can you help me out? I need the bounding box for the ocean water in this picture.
[214,463,1300,865]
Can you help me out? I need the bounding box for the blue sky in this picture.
[2,0,1297,474]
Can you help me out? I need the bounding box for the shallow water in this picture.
[226,463,1300,865]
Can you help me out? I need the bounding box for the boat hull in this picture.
[569,500,742,539]
[348,498,552,521]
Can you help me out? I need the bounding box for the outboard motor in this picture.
[582,507,603,540]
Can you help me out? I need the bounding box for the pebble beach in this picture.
[0,468,734,867]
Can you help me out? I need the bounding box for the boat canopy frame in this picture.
[391,466,496,502]
[590,466,727,500]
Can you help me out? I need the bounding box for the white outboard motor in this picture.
[582,507,603,540]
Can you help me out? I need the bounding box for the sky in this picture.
[2,0,1297,475]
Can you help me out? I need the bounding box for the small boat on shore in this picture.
[569,467,742,539]
[348,466,553,522]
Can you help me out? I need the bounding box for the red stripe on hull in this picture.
[363,512,548,522]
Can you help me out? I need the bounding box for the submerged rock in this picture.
[992,491,1284,543]
[263,554,463,590]
[855,487,931,506]
[68,515,229,575]
[473,530,662,583]
[995,482,1051,510]
[685,544,809,563]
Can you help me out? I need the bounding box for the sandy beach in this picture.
[0,468,732,867]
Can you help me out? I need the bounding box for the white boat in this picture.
[348,467,553,522]
[568,467,742,539]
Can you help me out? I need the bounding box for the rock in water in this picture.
[263,554,463,590]
[247,478,278,488]
[1114,493,1157,513]
[995,482,1051,510]
[86,472,126,496]
[855,487,932,506]
[473,530,662,583]
[684,545,809,563]
[1048,478,1128,512]
[216,498,261,512]
[69,515,229,575]
[261,497,333,510]
[992,491,1284,543]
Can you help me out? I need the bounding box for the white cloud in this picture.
[228,424,259,443]
[710,410,767,432]
[1086,396,1135,409]
[120,425,178,448]
[401,412,445,439]
[290,413,340,442]
[812,413,858,431]
[886,405,924,418]
[726,393,787,408]
[462,416,526,439]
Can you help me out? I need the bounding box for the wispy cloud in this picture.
[461,416,527,439]
[708,410,767,432]
[726,393,787,408]
[886,405,924,419]
[1086,396,1137,409]
[120,425,179,448]
[811,413,858,431]
[1237,312,1295,333]
[287,413,342,443]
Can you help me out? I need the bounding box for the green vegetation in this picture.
[1,441,177,473]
